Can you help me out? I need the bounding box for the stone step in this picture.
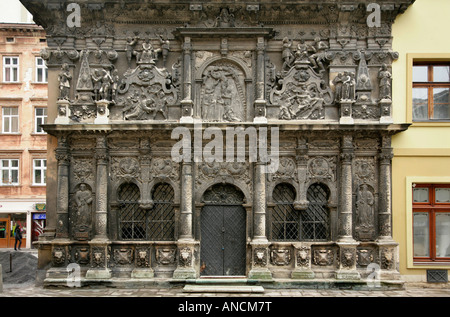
[183,284,265,294]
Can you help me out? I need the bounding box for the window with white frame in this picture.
[32,159,46,185]
[2,107,19,133]
[35,57,48,83]
[0,159,19,185]
[35,107,47,133]
[3,56,19,82]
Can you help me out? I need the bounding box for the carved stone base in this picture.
[172,268,197,279]
[85,268,112,279]
[131,268,155,279]
[335,270,361,280]
[291,269,315,279]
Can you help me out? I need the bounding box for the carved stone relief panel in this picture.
[312,246,337,267]
[156,247,177,266]
[307,156,336,182]
[72,245,90,266]
[270,247,292,266]
[198,62,247,122]
[69,183,94,241]
[111,247,134,267]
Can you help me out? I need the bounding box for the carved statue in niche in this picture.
[74,183,93,225]
[200,64,244,122]
[58,63,72,100]
[355,184,375,240]
[378,64,392,100]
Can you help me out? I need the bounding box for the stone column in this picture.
[249,162,272,280]
[294,137,309,210]
[180,36,194,123]
[378,135,394,241]
[55,135,70,239]
[338,135,355,242]
[93,134,108,240]
[86,134,111,279]
[336,135,360,280]
[173,160,197,279]
[254,36,267,123]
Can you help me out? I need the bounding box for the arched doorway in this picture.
[200,183,246,276]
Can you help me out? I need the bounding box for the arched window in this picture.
[303,183,330,241]
[118,183,145,240]
[272,183,298,241]
[148,183,175,241]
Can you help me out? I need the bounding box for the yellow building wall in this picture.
[392,0,450,281]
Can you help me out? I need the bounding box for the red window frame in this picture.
[413,184,450,263]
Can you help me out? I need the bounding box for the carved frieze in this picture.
[112,247,134,266]
[72,246,90,266]
[313,248,335,266]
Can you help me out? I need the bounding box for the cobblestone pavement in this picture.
[1,283,449,297]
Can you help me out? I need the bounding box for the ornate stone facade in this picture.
[22,0,413,287]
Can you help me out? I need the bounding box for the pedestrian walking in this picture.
[14,224,22,251]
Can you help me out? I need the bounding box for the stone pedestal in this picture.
[291,244,315,279]
[248,242,272,280]
[335,242,361,280]
[339,100,354,124]
[94,100,110,124]
[85,241,111,279]
[379,99,393,124]
[172,241,198,279]
[54,99,71,124]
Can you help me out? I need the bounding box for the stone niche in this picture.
[21,0,413,288]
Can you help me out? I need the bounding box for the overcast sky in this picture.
[0,0,33,24]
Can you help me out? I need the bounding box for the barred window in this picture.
[148,183,175,241]
[271,183,330,241]
[118,183,145,240]
[118,182,175,241]
[271,183,298,241]
[303,183,330,241]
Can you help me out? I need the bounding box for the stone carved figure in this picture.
[333,73,344,102]
[201,65,243,122]
[74,184,93,225]
[134,38,164,65]
[341,72,356,101]
[58,63,72,100]
[126,36,138,67]
[214,8,235,27]
[282,37,294,71]
[308,38,329,73]
[356,184,374,228]
[378,64,392,100]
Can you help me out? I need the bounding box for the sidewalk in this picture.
[1,283,449,297]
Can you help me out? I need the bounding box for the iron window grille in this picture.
[118,182,175,241]
[271,183,330,241]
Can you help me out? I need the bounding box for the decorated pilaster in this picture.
[254,36,267,123]
[86,134,111,279]
[55,135,70,239]
[336,135,359,280]
[173,159,197,279]
[180,36,194,123]
[249,161,272,280]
